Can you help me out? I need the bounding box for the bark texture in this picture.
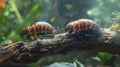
[0,29,120,65]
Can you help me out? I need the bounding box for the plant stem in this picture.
[10,0,23,23]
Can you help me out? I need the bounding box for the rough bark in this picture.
[0,29,120,65]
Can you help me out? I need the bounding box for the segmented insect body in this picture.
[20,22,54,37]
[65,19,100,33]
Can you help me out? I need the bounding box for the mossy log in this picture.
[0,29,120,64]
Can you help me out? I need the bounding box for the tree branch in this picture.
[0,29,120,64]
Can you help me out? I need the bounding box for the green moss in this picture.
[110,23,120,32]
[110,12,120,32]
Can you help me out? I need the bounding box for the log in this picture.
[0,29,120,64]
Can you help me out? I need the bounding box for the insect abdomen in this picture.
[65,19,100,32]
[20,22,54,37]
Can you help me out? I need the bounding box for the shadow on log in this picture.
[0,29,120,65]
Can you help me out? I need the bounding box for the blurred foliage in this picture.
[1,0,120,44]
[110,23,120,32]
[110,12,120,32]
[0,0,120,67]
[92,52,111,67]
[98,52,110,63]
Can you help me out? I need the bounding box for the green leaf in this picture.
[25,4,43,22]
[99,52,110,63]
[16,5,43,34]
[74,60,84,67]
[92,56,101,62]
[10,0,23,23]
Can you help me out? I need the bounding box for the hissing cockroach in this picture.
[20,21,55,39]
[65,19,100,33]
[65,19,101,40]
